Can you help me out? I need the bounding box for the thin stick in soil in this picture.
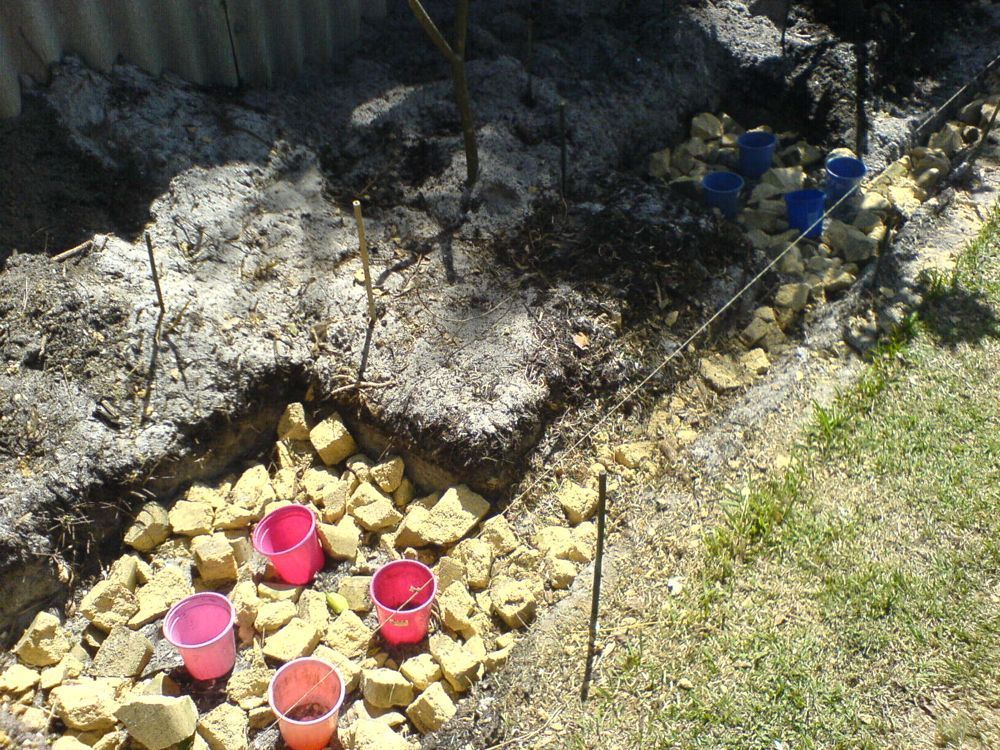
[353,200,377,324]
[559,100,568,198]
[581,471,608,702]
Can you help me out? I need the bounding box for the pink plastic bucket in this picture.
[268,658,345,750]
[163,593,237,680]
[252,505,325,585]
[370,560,437,645]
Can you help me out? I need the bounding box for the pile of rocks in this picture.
[650,97,999,392]
[0,405,602,749]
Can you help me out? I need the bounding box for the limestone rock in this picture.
[225,664,274,710]
[451,538,493,589]
[824,219,878,263]
[301,468,349,516]
[741,306,786,351]
[130,565,193,627]
[351,718,416,750]
[406,681,457,734]
[761,166,804,192]
[123,502,171,551]
[397,486,489,547]
[556,481,599,525]
[691,112,723,140]
[168,501,214,537]
[479,516,518,556]
[92,626,153,678]
[310,414,357,466]
[352,495,403,532]
[370,457,405,493]
[776,245,804,275]
[80,581,139,634]
[0,664,39,695]
[392,478,416,507]
[255,600,297,632]
[312,645,362,691]
[739,348,770,375]
[928,122,964,156]
[491,577,537,628]
[545,558,577,591]
[429,634,482,693]
[295,589,331,631]
[53,738,91,750]
[186,483,228,509]
[198,702,249,750]
[439,582,476,632]
[13,611,71,667]
[774,282,810,312]
[257,583,302,603]
[115,695,198,750]
[338,576,373,613]
[318,517,361,560]
[192,533,238,583]
[325,611,372,659]
[231,465,276,517]
[649,148,671,179]
[859,191,892,215]
[214,503,256,531]
[262,618,320,662]
[362,668,414,709]
[40,654,84,690]
[699,356,745,393]
[130,673,180,698]
[399,654,441,692]
[277,403,311,441]
[916,167,942,191]
[614,441,657,469]
[51,681,120,732]
[435,556,466,591]
[231,581,259,644]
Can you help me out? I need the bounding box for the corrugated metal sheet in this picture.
[0,0,386,118]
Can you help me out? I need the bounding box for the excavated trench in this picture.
[0,0,998,746]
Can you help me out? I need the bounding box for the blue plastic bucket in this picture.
[738,131,778,179]
[825,156,867,206]
[702,171,745,219]
[785,189,826,239]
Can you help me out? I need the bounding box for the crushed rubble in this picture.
[0,402,597,747]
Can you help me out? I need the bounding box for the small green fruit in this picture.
[326,592,350,614]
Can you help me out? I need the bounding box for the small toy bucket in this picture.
[163,593,237,680]
[785,189,826,239]
[268,658,345,750]
[370,560,437,645]
[738,131,778,179]
[702,171,745,218]
[252,505,325,586]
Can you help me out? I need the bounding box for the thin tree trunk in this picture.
[407,0,479,186]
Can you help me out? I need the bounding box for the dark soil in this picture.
[0,0,997,658]
[0,96,153,265]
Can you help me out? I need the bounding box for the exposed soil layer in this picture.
[0,97,154,265]
[0,0,997,646]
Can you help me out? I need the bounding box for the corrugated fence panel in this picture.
[0,0,385,118]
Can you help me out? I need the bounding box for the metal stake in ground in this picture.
[559,100,568,198]
[781,0,792,54]
[581,471,608,702]
[352,200,377,324]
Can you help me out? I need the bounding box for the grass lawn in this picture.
[571,205,1000,750]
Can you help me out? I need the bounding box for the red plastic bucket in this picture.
[252,505,325,585]
[268,658,345,750]
[370,560,437,645]
[163,593,237,680]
